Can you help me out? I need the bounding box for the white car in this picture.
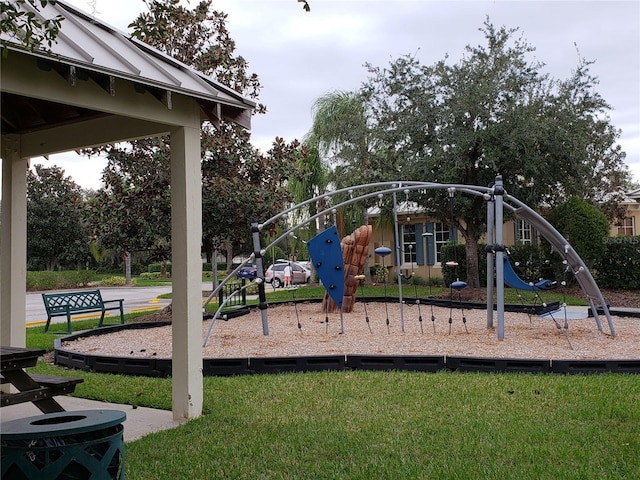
[265,262,311,288]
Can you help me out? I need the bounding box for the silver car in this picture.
[265,262,311,288]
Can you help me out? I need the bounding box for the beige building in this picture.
[612,189,640,237]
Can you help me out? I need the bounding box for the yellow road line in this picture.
[26,312,109,327]
[131,306,161,313]
[26,320,47,327]
[26,306,164,328]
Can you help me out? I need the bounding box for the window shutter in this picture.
[415,222,424,265]
[426,222,435,266]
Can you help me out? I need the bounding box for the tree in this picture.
[0,0,63,55]
[288,145,329,236]
[27,165,88,270]
[348,19,632,287]
[304,90,390,237]
[201,130,302,271]
[89,0,302,279]
[86,138,172,280]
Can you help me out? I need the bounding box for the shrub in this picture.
[148,263,171,274]
[100,276,128,286]
[374,265,389,283]
[547,197,609,269]
[139,272,163,280]
[26,270,96,291]
[440,242,489,287]
[131,262,145,276]
[203,262,227,272]
[594,236,640,289]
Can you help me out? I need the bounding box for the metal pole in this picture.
[486,193,495,329]
[251,221,269,335]
[494,175,505,340]
[393,187,405,332]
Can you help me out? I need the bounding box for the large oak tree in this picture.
[310,19,632,287]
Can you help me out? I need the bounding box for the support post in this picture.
[392,188,405,332]
[486,193,495,329]
[0,136,28,350]
[494,175,505,340]
[170,124,203,421]
[251,221,269,335]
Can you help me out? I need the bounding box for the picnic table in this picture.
[0,346,83,414]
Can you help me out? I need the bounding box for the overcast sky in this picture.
[36,0,640,188]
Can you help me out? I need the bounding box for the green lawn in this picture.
[258,283,587,307]
[25,308,639,479]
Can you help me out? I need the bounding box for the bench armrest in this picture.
[102,299,124,305]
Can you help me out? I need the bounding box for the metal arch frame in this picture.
[202,175,615,346]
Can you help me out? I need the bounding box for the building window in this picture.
[434,222,450,264]
[516,219,532,244]
[617,217,635,236]
[402,224,417,265]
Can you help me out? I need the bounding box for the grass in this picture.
[27,363,640,479]
[260,283,588,307]
[24,286,632,479]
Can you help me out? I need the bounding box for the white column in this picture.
[170,125,203,420]
[0,136,28,349]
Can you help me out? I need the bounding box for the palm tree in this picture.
[304,90,384,280]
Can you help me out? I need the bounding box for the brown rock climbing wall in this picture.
[322,224,372,313]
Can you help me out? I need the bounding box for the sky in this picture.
[24,0,640,189]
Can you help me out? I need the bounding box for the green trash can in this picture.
[1,409,126,480]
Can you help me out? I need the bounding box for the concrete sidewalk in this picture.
[1,397,184,442]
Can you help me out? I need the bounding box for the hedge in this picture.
[441,237,640,291]
[26,270,96,291]
[594,236,640,289]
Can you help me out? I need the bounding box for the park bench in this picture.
[42,289,125,333]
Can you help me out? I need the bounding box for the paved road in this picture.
[26,284,217,327]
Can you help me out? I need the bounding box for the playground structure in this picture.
[203,174,616,346]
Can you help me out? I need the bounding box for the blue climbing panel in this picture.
[307,225,345,309]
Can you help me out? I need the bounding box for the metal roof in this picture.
[1,0,254,128]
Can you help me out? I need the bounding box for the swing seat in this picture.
[450,280,468,291]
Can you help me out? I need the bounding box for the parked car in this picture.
[236,265,257,279]
[265,262,310,288]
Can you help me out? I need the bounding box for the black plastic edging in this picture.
[447,356,551,374]
[551,359,640,374]
[54,322,638,377]
[346,354,445,372]
[249,355,345,374]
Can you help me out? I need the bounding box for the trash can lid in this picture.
[0,410,126,440]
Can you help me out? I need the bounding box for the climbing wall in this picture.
[322,224,372,314]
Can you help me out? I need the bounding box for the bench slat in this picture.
[28,374,84,388]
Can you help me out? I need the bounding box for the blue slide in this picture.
[503,257,556,291]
